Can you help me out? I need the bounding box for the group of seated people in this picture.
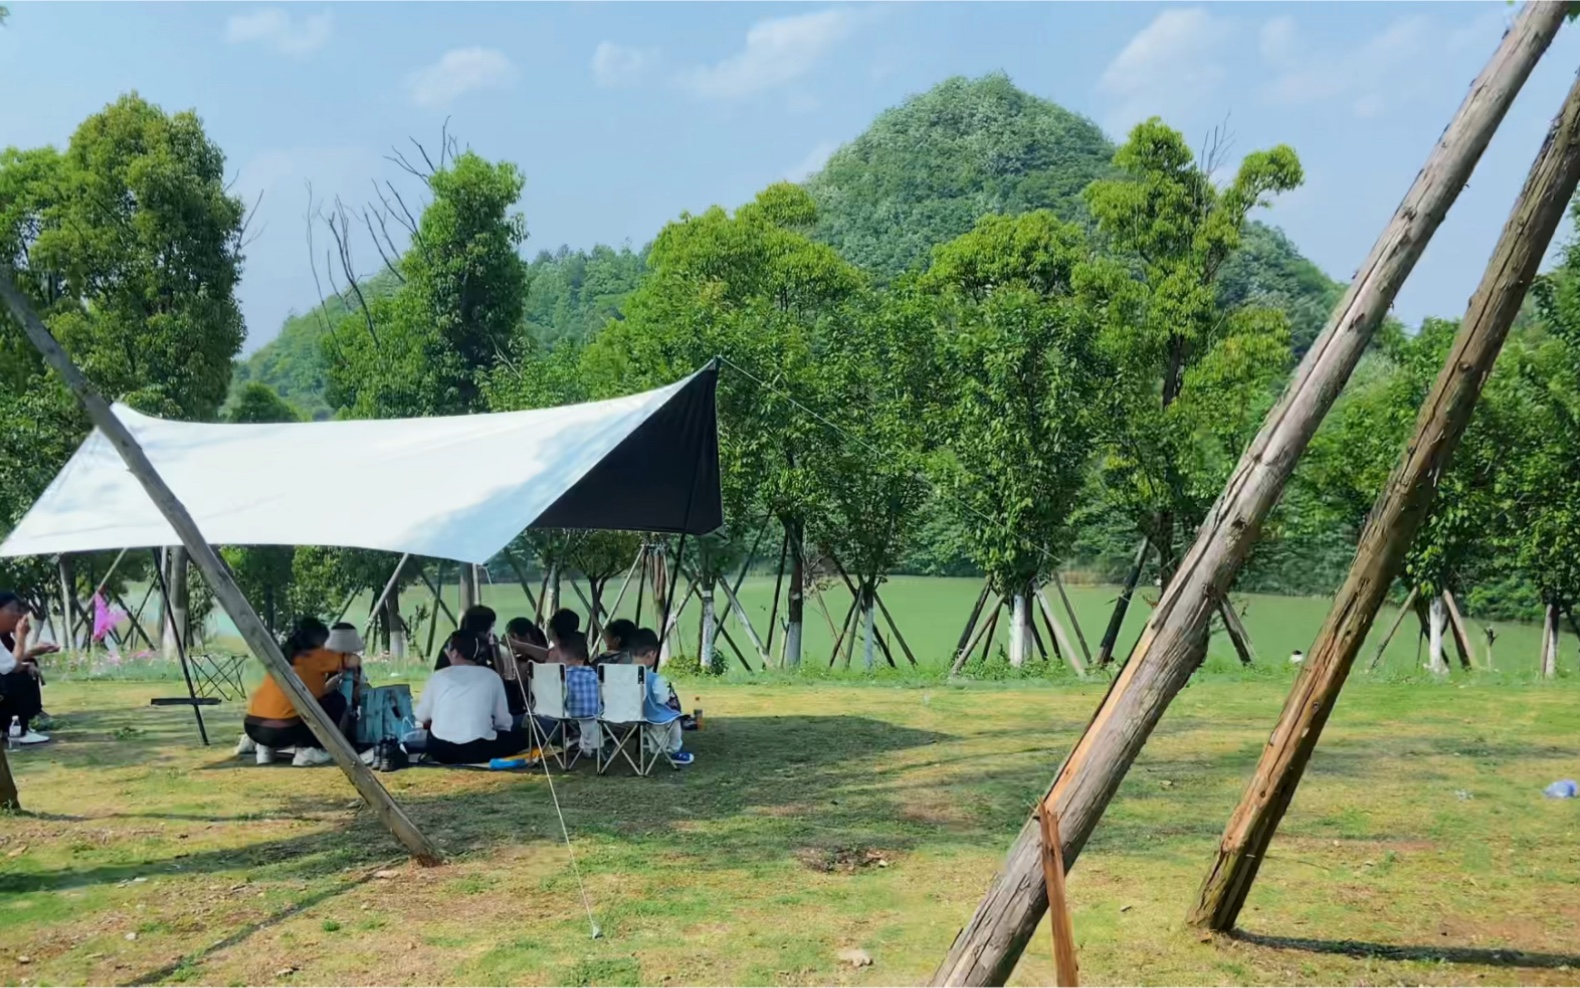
[237,604,694,768]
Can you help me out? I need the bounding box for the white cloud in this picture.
[593,42,658,88]
[407,48,517,109]
[679,9,857,101]
[785,140,838,182]
[225,8,332,58]
[1097,9,1234,135]
[1262,17,1429,118]
[1258,16,1296,63]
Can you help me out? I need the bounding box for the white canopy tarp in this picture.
[0,367,722,564]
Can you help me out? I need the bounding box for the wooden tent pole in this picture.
[1094,539,1148,667]
[1049,573,1092,667]
[1189,59,1580,934]
[1442,589,1477,669]
[1216,599,1256,666]
[1036,587,1086,677]
[0,269,443,867]
[932,7,1566,981]
[1365,586,1418,671]
[764,531,788,659]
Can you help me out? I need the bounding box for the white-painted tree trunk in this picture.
[863,592,877,672]
[700,587,717,674]
[546,562,560,617]
[1427,595,1448,674]
[1009,592,1029,668]
[386,590,406,662]
[1542,601,1559,679]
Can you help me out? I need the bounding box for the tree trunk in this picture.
[932,9,1564,980]
[1366,586,1418,672]
[57,556,76,652]
[1096,539,1148,667]
[1427,594,1449,674]
[546,561,561,618]
[701,585,717,674]
[785,521,804,669]
[386,587,405,662]
[1009,591,1030,668]
[863,585,877,672]
[1186,58,1580,936]
[1541,600,1559,679]
[1217,599,1256,666]
[163,547,188,662]
[0,266,443,866]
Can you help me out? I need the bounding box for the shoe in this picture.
[359,747,377,766]
[234,734,257,757]
[670,750,695,766]
[255,745,276,765]
[292,747,334,767]
[17,730,49,745]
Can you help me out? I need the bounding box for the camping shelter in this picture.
[0,363,723,739]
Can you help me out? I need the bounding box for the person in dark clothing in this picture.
[435,605,498,671]
[0,591,55,744]
[595,618,638,664]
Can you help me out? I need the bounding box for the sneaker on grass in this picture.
[234,734,256,757]
[671,750,695,766]
[291,747,333,767]
[17,730,50,745]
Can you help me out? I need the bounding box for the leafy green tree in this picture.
[217,382,301,635]
[1080,118,1302,589]
[919,212,1103,665]
[583,182,866,667]
[225,381,302,424]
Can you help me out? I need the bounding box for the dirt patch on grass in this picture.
[793,846,896,874]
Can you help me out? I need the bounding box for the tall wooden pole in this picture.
[1189,60,1580,933]
[0,269,443,867]
[932,7,1565,983]
[1094,539,1147,667]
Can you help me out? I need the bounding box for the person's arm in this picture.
[491,675,512,732]
[516,641,551,661]
[413,679,435,729]
[0,638,15,675]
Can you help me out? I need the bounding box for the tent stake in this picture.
[0,268,444,867]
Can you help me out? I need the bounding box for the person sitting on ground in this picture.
[0,591,57,745]
[594,618,638,664]
[557,630,603,758]
[435,604,498,671]
[415,629,529,765]
[509,607,581,664]
[627,628,694,766]
[238,617,364,767]
[501,616,548,719]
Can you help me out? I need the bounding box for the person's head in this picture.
[602,618,638,653]
[285,617,330,657]
[325,622,364,656]
[444,629,490,667]
[505,616,547,651]
[558,629,589,666]
[460,605,497,637]
[0,592,25,635]
[628,627,661,667]
[547,608,580,645]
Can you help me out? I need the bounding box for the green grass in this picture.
[3,669,1579,986]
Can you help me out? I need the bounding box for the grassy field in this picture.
[4,671,1579,986]
[172,575,1567,684]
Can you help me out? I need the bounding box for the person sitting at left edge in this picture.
[0,591,56,745]
[416,629,529,765]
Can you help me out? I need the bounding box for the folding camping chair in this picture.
[187,651,248,702]
[596,664,648,777]
[527,662,579,770]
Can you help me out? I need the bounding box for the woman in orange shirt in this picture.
[236,617,359,767]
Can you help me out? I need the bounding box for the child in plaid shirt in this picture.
[558,631,602,756]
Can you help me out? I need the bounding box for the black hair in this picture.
[460,605,497,635]
[285,616,330,658]
[558,629,589,663]
[548,608,580,643]
[445,629,489,665]
[0,591,23,613]
[330,621,355,632]
[505,616,547,647]
[603,618,638,649]
[628,627,660,655]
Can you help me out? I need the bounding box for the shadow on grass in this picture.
[1231,929,1580,970]
[3,713,956,896]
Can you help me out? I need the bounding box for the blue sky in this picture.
[5,2,1579,353]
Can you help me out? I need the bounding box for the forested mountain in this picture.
[230,74,1340,415]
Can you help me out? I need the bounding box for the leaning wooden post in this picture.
[1035,805,1078,988]
[1442,589,1477,669]
[932,8,1564,983]
[1189,60,1580,934]
[1366,586,1418,671]
[1049,573,1093,667]
[0,269,444,867]
[1093,539,1148,667]
[0,743,19,811]
[1216,599,1256,666]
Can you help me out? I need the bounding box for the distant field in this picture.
[165,575,1572,685]
[4,677,1578,986]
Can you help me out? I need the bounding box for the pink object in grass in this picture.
[91,592,127,642]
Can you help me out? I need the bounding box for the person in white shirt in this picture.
[415,630,529,764]
[0,591,55,745]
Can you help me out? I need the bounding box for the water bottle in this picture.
[7,716,20,750]
[693,698,703,731]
